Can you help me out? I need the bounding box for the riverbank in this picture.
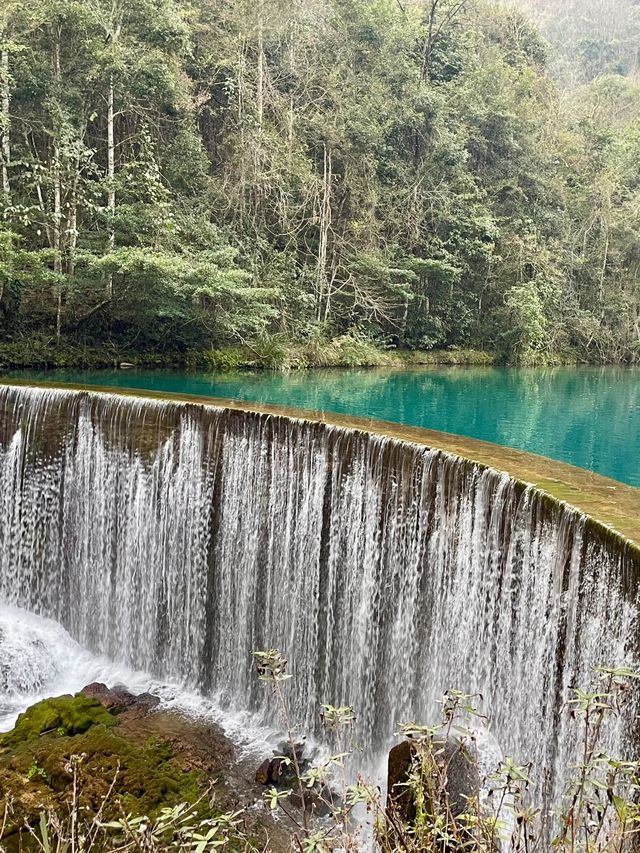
[0,335,627,371]
[0,335,497,371]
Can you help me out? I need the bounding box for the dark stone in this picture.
[277,739,305,763]
[255,741,309,787]
[255,758,271,785]
[387,735,480,824]
[253,753,292,786]
[255,740,335,818]
[80,683,160,718]
[82,682,135,711]
[387,739,415,819]
[132,692,161,711]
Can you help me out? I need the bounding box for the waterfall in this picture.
[0,383,637,811]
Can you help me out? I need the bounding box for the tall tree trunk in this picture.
[54,142,63,341]
[53,32,63,342]
[106,74,115,299]
[422,0,439,79]
[316,144,332,321]
[287,13,295,166]
[251,0,265,231]
[24,128,52,246]
[256,0,264,131]
[287,95,294,165]
[422,0,468,79]
[0,46,9,200]
[599,227,609,324]
[237,39,246,230]
[67,161,78,280]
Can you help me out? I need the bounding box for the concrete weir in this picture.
[0,380,637,814]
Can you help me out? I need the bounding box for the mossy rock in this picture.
[0,702,204,844]
[0,696,295,853]
[1,694,117,747]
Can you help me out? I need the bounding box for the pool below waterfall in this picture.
[4,365,640,486]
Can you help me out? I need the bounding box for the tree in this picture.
[0,0,638,365]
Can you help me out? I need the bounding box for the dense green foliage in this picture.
[0,0,639,364]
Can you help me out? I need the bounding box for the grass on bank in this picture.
[0,328,594,371]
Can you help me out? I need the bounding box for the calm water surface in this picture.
[4,366,640,487]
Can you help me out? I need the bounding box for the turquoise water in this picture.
[4,366,640,488]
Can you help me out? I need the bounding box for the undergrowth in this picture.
[0,661,637,851]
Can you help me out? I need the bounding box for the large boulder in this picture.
[387,734,480,823]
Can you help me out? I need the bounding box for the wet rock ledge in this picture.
[0,685,291,851]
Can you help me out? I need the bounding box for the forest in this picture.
[0,0,639,367]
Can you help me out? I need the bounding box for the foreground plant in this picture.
[553,666,640,852]
[254,651,640,853]
[254,650,370,851]
[378,668,640,853]
[1,788,256,853]
[2,762,257,853]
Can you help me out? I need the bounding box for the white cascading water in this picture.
[0,603,155,730]
[0,384,637,816]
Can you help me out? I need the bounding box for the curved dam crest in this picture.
[0,383,638,810]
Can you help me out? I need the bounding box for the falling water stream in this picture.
[0,384,637,815]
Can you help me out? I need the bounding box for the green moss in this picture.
[0,701,204,835]
[1,695,117,747]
